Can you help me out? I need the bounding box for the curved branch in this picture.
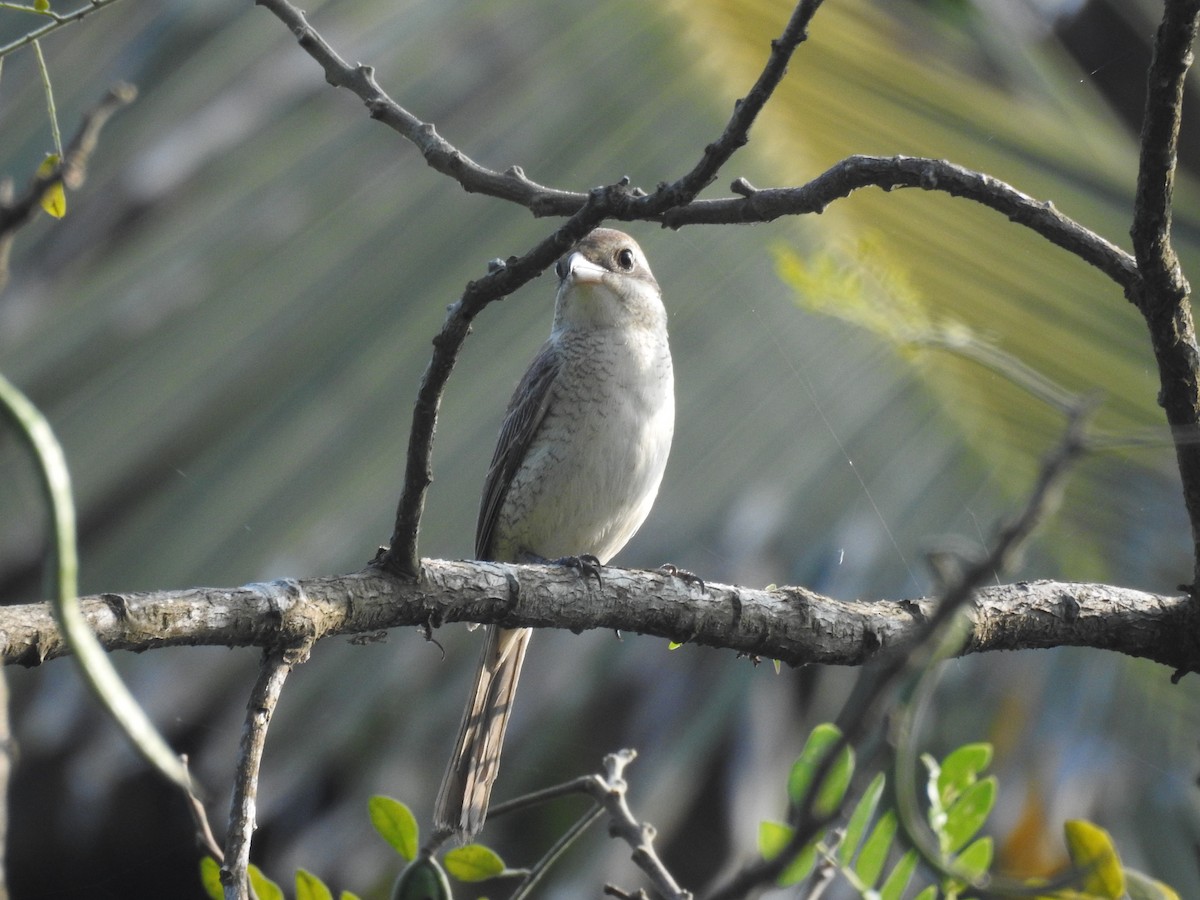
[661,156,1140,292]
[2,566,1195,674]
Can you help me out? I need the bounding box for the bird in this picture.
[433,227,675,840]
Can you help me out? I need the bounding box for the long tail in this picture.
[434,625,532,839]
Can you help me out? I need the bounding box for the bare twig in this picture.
[0,0,126,60]
[221,641,312,900]
[661,155,1139,292]
[0,82,137,243]
[582,750,690,900]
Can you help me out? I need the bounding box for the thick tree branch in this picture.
[2,567,1195,674]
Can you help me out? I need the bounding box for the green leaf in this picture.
[778,843,817,887]
[33,0,50,11]
[668,641,682,649]
[879,849,919,900]
[339,892,364,900]
[1063,820,1124,899]
[444,843,506,882]
[855,809,897,887]
[757,820,795,860]
[296,868,334,900]
[391,858,452,900]
[787,723,855,817]
[249,865,285,900]
[912,886,939,900]
[198,856,223,900]
[937,743,992,807]
[757,820,816,886]
[35,154,65,218]
[943,776,996,854]
[369,795,419,861]
[953,835,993,881]
[838,771,885,866]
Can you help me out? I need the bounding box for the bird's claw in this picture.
[553,553,603,587]
[659,563,705,591]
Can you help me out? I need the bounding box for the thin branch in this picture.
[221,642,312,900]
[254,0,822,222]
[0,0,126,60]
[0,82,137,242]
[661,156,1140,292]
[580,750,690,900]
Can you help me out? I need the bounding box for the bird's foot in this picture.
[659,563,705,591]
[552,553,604,587]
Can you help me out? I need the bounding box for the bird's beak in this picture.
[563,252,608,286]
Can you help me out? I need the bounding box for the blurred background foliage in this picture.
[2,0,1199,896]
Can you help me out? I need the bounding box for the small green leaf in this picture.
[937,743,992,807]
[756,820,815,886]
[778,843,817,887]
[392,858,451,900]
[912,885,939,900]
[1063,819,1124,899]
[339,892,364,900]
[855,809,897,887]
[787,723,854,817]
[369,796,419,861]
[953,835,993,881]
[444,843,506,882]
[34,0,50,11]
[198,856,223,900]
[773,659,781,674]
[668,641,682,649]
[757,820,795,860]
[838,771,885,866]
[296,868,334,900]
[35,154,65,218]
[879,849,918,900]
[943,776,996,854]
[249,865,285,900]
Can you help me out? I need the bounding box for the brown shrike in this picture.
[434,228,675,839]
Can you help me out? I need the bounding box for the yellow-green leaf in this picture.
[34,0,50,11]
[249,864,285,900]
[296,868,334,900]
[198,856,223,900]
[369,795,419,861]
[36,154,65,218]
[1063,820,1124,899]
[757,820,794,860]
[443,843,506,882]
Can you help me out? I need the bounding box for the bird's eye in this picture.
[616,248,635,271]
[554,257,567,280]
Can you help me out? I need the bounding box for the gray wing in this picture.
[475,341,561,559]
